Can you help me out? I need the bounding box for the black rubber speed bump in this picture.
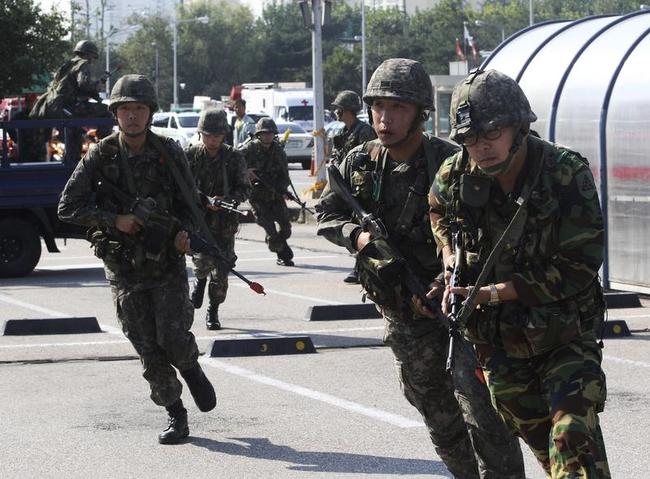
[1,317,102,336]
[604,292,641,308]
[601,320,631,338]
[305,303,382,321]
[208,335,316,357]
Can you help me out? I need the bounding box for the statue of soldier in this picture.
[186,108,251,330]
[429,69,610,478]
[240,118,295,266]
[316,58,524,478]
[58,74,216,445]
[30,40,112,161]
[330,89,377,284]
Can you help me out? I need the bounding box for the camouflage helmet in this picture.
[73,40,99,58]
[255,117,278,135]
[363,58,434,109]
[449,69,537,143]
[198,108,230,135]
[332,90,362,113]
[109,74,158,113]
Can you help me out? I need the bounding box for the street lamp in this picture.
[172,13,209,111]
[298,0,331,187]
[151,42,160,98]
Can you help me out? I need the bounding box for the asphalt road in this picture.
[1,174,649,478]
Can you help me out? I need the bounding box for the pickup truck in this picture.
[0,117,115,277]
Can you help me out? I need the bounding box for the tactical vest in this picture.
[446,136,605,358]
[89,133,184,279]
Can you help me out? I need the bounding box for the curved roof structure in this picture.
[480,10,650,291]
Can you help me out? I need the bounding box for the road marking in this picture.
[230,283,347,304]
[0,293,122,335]
[201,358,423,429]
[604,355,650,369]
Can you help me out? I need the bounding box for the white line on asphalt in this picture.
[201,358,423,429]
[229,283,347,304]
[0,339,129,349]
[604,355,650,369]
[0,293,123,335]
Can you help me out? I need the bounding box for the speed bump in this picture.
[208,335,316,357]
[601,320,631,338]
[305,303,382,321]
[1,317,102,336]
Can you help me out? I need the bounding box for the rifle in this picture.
[252,170,316,215]
[446,219,467,373]
[96,178,265,295]
[89,64,123,103]
[326,164,466,350]
[207,197,249,217]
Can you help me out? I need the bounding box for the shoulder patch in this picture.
[575,169,597,200]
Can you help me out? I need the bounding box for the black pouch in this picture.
[357,238,405,307]
[520,299,582,357]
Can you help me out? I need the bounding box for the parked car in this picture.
[150,111,201,148]
[324,120,345,160]
[276,121,313,170]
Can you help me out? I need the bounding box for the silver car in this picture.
[275,121,313,170]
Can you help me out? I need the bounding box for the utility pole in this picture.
[299,0,329,187]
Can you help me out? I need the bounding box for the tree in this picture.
[1,0,69,95]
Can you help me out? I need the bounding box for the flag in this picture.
[455,38,466,61]
[463,23,479,62]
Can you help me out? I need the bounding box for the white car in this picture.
[275,121,313,170]
[151,111,201,148]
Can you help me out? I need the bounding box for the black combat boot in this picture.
[158,399,189,445]
[276,245,295,267]
[190,278,207,309]
[343,260,359,284]
[180,363,217,412]
[205,305,221,330]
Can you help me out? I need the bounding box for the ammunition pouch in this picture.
[466,279,605,358]
[357,238,405,308]
[87,227,133,267]
[140,213,180,261]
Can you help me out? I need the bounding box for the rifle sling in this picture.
[456,146,545,325]
[147,134,219,247]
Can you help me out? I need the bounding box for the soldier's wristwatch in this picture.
[488,283,500,306]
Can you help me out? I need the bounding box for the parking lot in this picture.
[1,174,649,478]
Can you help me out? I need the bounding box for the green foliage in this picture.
[8,0,643,110]
[0,0,69,95]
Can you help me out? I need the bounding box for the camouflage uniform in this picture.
[317,136,524,479]
[30,40,111,161]
[58,74,215,445]
[430,69,609,478]
[330,119,376,166]
[240,134,294,264]
[186,143,250,309]
[58,130,200,406]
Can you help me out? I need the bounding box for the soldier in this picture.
[240,117,295,266]
[186,108,251,330]
[57,74,216,445]
[30,40,112,161]
[316,58,524,478]
[330,90,377,284]
[330,90,376,167]
[429,69,610,478]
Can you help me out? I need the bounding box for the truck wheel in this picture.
[0,218,42,278]
[301,159,311,170]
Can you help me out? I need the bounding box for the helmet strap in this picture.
[478,123,527,177]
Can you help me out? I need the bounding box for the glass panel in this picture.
[518,17,616,140]
[483,22,569,80]
[605,31,650,287]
